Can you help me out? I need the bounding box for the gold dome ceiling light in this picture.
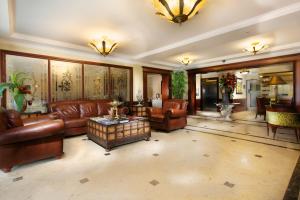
[152,0,205,24]
[243,41,268,55]
[180,57,192,65]
[89,36,118,56]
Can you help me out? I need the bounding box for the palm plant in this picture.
[172,70,187,99]
[0,72,32,112]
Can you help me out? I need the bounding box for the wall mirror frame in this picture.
[0,50,133,111]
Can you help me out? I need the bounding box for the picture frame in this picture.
[236,78,243,94]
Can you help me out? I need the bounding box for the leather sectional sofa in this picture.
[0,108,64,172]
[48,99,128,137]
[147,99,188,132]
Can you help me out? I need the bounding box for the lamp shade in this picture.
[269,76,286,85]
[152,0,205,23]
[89,37,118,56]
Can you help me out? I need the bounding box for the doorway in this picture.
[201,78,219,111]
[246,79,261,110]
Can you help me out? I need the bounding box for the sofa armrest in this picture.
[147,107,162,117]
[23,112,60,126]
[166,109,186,118]
[0,119,64,145]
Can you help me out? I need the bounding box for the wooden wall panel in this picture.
[295,60,300,112]
[188,71,196,114]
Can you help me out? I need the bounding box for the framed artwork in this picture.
[236,78,243,94]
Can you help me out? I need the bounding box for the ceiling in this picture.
[0,0,300,69]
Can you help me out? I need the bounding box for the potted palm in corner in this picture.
[0,72,32,112]
[172,70,187,99]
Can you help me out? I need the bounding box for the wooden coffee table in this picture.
[87,116,151,151]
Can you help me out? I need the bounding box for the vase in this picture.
[222,88,230,105]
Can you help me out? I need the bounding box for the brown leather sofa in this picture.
[0,108,64,173]
[48,99,128,137]
[147,99,188,132]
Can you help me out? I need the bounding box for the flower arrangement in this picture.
[219,73,237,104]
[0,72,32,112]
[219,73,237,94]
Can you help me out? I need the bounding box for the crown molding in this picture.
[133,2,300,59]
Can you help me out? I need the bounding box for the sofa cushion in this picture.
[163,101,180,113]
[64,118,87,129]
[5,110,24,128]
[97,102,111,116]
[54,104,80,120]
[80,102,98,118]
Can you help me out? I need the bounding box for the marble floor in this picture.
[0,125,299,200]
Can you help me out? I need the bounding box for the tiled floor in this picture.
[0,123,299,200]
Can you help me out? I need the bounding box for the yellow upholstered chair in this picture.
[266,108,300,142]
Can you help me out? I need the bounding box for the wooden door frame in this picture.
[187,53,300,114]
[142,67,172,103]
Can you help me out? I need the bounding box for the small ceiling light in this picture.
[180,57,192,66]
[243,41,268,55]
[240,69,250,75]
[152,0,205,24]
[89,36,118,56]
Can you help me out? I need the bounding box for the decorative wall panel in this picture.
[84,64,109,99]
[6,55,48,112]
[110,67,130,101]
[50,61,82,101]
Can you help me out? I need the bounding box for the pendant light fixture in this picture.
[89,36,118,56]
[152,0,205,24]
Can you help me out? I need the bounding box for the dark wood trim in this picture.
[188,71,196,114]
[187,53,300,114]
[1,50,133,69]
[142,66,172,74]
[295,60,300,112]
[48,59,51,102]
[188,53,300,74]
[82,63,84,99]
[0,49,134,106]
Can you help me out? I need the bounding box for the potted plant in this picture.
[172,70,187,99]
[0,72,32,112]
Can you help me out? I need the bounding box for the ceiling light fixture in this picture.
[240,69,250,75]
[243,41,267,55]
[152,0,205,24]
[89,37,118,56]
[180,57,192,66]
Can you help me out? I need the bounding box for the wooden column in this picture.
[295,60,300,112]
[161,74,170,101]
[188,71,196,114]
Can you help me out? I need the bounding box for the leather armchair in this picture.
[147,99,188,132]
[0,109,64,172]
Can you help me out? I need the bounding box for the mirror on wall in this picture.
[110,67,130,101]
[50,60,82,101]
[6,55,48,113]
[84,64,109,99]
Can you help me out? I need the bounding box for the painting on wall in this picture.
[236,78,243,94]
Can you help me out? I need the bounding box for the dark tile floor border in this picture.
[284,155,300,200]
[185,128,300,151]
[187,124,300,145]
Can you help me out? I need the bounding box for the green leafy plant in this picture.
[0,72,32,112]
[172,70,187,99]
